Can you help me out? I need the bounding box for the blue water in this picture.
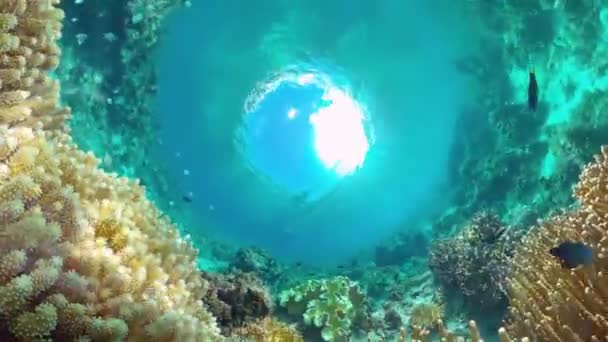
[155,0,474,265]
[241,81,339,200]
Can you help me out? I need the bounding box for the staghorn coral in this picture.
[0,0,220,340]
[279,276,368,341]
[230,316,303,342]
[429,212,523,311]
[502,145,608,340]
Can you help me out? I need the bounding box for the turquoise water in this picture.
[155,0,472,265]
[240,77,341,199]
[52,0,608,340]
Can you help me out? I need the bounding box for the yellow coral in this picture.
[398,320,487,342]
[502,145,608,340]
[0,0,221,340]
[408,302,444,330]
[233,317,304,342]
[94,218,127,252]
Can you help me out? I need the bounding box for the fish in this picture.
[528,67,538,111]
[336,265,345,269]
[549,241,593,269]
[182,194,193,203]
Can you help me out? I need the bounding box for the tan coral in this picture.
[231,317,304,342]
[502,145,608,340]
[396,320,487,342]
[0,0,221,340]
[408,302,444,331]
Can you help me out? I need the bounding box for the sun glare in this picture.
[309,87,370,176]
[241,68,372,184]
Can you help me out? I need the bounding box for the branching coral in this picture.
[396,320,489,342]
[279,276,368,341]
[502,145,608,340]
[429,212,523,311]
[0,0,220,340]
[230,317,303,342]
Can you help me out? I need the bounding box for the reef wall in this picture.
[0,1,220,339]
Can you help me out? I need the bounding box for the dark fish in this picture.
[182,194,193,203]
[549,241,592,269]
[528,68,538,111]
[487,226,507,243]
[336,265,345,269]
[295,262,302,267]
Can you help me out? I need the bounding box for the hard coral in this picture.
[279,276,368,341]
[429,212,523,311]
[230,317,303,342]
[202,271,272,335]
[231,246,279,281]
[503,145,608,340]
[408,302,444,331]
[397,320,485,342]
[0,0,220,340]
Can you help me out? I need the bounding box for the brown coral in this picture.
[202,271,273,335]
[397,320,487,342]
[429,212,523,310]
[408,302,444,330]
[0,0,220,340]
[231,317,303,342]
[502,145,608,340]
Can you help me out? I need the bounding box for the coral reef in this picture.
[427,0,608,241]
[408,302,445,331]
[374,229,429,267]
[429,213,523,311]
[397,320,486,342]
[279,276,369,341]
[57,0,194,228]
[0,1,219,340]
[502,145,608,340]
[201,271,272,335]
[230,316,304,342]
[230,246,280,282]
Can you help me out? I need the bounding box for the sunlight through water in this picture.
[238,67,373,198]
[309,86,369,176]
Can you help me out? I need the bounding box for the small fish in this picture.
[528,68,538,111]
[549,241,593,269]
[182,195,192,203]
[295,262,302,267]
[336,265,345,269]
